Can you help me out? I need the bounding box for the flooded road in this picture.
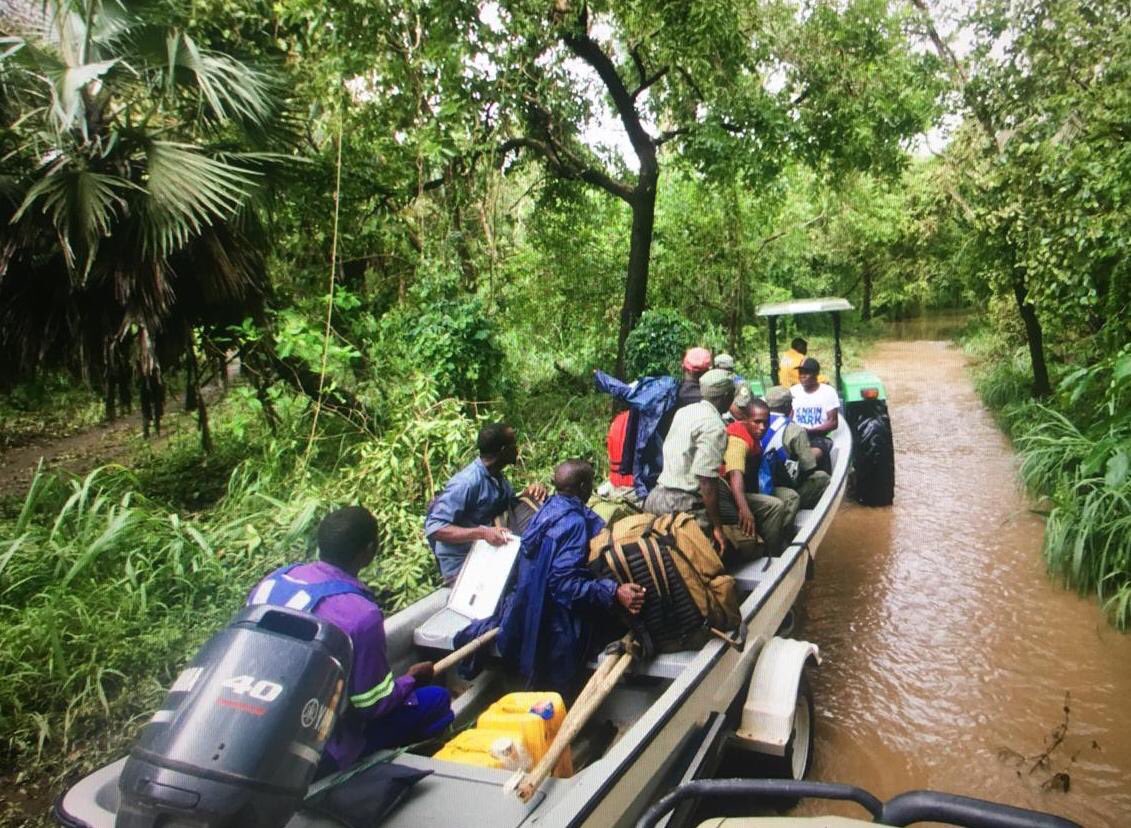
[800,337,1131,826]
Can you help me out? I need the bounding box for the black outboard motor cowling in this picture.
[117,605,353,828]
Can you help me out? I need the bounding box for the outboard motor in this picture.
[117,605,353,828]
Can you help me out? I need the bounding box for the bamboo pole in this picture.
[513,637,636,802]
[433,628,499,675]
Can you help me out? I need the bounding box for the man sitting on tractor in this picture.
[790,357,839,474]
[779,337,809,388]
[248,507,454,777]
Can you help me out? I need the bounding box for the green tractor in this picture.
[750,297,895,507]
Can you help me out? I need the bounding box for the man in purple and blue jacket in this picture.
[248,506,453,777]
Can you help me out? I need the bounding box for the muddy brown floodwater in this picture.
[797,335,1131,826]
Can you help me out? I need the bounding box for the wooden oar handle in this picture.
[433,627,499,675]
[515,643,636,802]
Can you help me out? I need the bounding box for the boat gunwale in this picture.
[53,425,853,828]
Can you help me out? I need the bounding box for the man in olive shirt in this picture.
[645,369,734,551]
[765,386,831,509]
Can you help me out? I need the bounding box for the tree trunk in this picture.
[186,327,212,451]
[861,268,873,321]
[184,350,198,412]
[452,200,478,292]
[1011,275,1052,399]
[615,168,658,378]
[727,185,744,353]
[103,346,117,422]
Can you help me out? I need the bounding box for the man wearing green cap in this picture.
[645,368,735,550]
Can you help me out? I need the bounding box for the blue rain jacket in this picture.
[457,494,614,692]
[593,371,679,499]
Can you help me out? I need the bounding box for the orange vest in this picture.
[607,410,634,488]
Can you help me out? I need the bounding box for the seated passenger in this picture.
[492,460,645,694]
[248,507,453,777]
[718,391,799,555]
[593,369,679,500]
[722,381,753,425]
[713,352,747,386]
[765,386,831,509]
[779,337,808,388]
[645,369,734,551]
[790,357,839,474]
[675,347,714,410]
[424,423,547,584]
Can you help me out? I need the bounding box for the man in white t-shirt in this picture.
[790,357,839,473]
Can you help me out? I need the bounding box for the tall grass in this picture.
[966,331,1131,629]
[0,333,676,798]
[0,371,611,781]
[0,459,326,772]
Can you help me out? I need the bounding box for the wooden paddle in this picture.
[511,634,637,802]
[432,627,499,676]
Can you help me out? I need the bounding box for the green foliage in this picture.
[623,309,698,378]
[0,0,290,391]
[377,295,505,402]
[0,464,292,766]
[0,377,104,450]
[966,332,1131,628]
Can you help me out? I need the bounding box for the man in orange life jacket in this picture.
[718,387,799,555]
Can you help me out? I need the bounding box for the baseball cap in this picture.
[799,357,820,375]
[714,353,736,371]
[699,369,734,399]
[765,385,792,411]
[682,347,713,373]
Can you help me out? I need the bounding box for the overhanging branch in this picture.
[499,136,635,202]
[560,15,657,166]
[631,67,668,101]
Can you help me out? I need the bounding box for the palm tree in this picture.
[0,0,283,440]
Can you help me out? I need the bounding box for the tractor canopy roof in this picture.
[756,297,853,317]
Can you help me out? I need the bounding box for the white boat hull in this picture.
[56,425,852,828]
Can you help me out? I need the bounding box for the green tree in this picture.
[0,0,288,433]
[482,0,937,374]
[911,0,1131,395]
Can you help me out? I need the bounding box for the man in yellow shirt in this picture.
[779,337,808,387]
[718,392,799,555]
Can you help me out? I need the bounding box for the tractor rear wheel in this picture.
[852,405,895,506]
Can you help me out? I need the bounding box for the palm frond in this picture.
[12,161,137,274]
[48,57,119,134]
[0,0,57,46]
[167,33,275,127]
[141,140,260,257]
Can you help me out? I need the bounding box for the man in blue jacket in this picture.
[493,459,645,694]
[593,370,679,500]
